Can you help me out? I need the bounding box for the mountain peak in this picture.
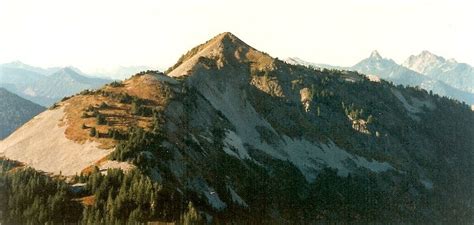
[420,50,435,57]
[2,60,36,69]
[416,50,444,62]
[8,60,26,66]
[167,32,266,77]
[48,67,95,84]
[369,50,382,60]
[205,32,251,53]
[53,67,80,76]
[60,66,76,73]
[402,50,446,74]
[214,31,239,41]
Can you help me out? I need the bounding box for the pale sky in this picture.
[0,0,473,75]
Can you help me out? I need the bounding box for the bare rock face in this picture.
[0,107,112,176]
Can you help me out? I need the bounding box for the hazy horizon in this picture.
[1,0,473,75]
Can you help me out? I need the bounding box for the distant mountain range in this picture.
[88,65,158,80]
[403,51,474,94]
[285,57,345,70]
[0,88,45,139]
[286,51,474,105]
[0,61,112,106]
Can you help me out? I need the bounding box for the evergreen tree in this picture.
[90,127,97,137]
[97,114,107,125]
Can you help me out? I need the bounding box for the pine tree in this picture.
[99,102,108,109]
[90,127,97,137]
[96,114,106,125]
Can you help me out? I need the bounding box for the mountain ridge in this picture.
[1,32,474,224]
[167,32,272,77]
[0,64,112,106]
[403,51,474,93]
[0,88,45,139]
[287,51,474,105]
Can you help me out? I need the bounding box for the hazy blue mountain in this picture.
[89,65,158,80]
[285,57,345,70]
[0,62,112,106]
[0,65,45,84]
[352,50,427,86]
[0,88,45,139]
[1,61,52,75]
[418,78,474,105]
[403,51,474,94]
[287,51,474,105]
[352,51,474,104]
